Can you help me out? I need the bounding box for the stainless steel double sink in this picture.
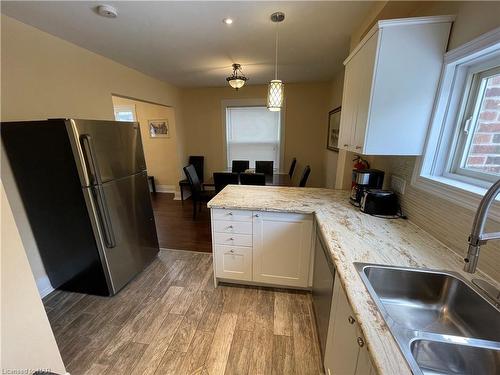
[355,263,500,374]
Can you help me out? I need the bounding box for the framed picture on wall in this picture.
[327,106,341,151]
[148,119,170,138]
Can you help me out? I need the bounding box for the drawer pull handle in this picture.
[348,316,356,325]
[343,144,349,147]
[228,237,234,241]
[357,337,365,347]
[229,249,235,254]
[228,212,233,215]
[227,225,233,229]
[255,214,260,217]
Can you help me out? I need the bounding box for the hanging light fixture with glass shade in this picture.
[226,63,248,90]
[267,12,285,111]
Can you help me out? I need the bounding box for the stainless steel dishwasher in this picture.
[312,227,335,359]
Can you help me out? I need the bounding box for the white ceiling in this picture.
[1,1,374,87]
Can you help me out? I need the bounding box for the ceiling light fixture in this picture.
[96,4,118,18]
[267,12,285,111]
[223,18,233,25]
[226,63,248,90]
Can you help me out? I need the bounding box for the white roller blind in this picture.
[226,106,281,169]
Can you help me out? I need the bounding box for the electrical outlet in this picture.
[391,175,406,195]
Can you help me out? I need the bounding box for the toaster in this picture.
[360,189,399,216]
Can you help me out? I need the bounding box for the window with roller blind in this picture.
[225,106,282,170]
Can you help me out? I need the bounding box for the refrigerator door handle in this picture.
[80,134,101,185]
[81,134,116,248]
[92,185,117,248]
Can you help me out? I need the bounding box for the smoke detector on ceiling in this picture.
[96,4,118,18]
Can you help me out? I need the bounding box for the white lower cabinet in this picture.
[253,212,313,287]
[211,208,313,288]
[324,273,375,375]
[214,245,252,281]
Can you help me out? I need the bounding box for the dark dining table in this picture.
[204,171,291,187]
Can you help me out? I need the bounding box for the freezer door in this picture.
[84,171,159,294]
[66,119,147,185]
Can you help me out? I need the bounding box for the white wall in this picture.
[1,182,66,374]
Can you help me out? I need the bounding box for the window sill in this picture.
[412,174,500,222]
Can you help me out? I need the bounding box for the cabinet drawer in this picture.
[214,232,252,247]
[212,208,253,222]
[214,245,252,281]
[213,220,252,235]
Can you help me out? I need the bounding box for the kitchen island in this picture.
[207,185,497,374]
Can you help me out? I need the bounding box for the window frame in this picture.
[113,104,137,122]
[445,64,500,186]
[412,27,500,221]
[221,99,285,172]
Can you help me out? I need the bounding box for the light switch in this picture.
[391,175,406,195]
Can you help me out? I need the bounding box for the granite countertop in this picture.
[207,185,495,374]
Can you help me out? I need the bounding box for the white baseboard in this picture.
[155,184,175,193]
[37,275,54,298]
[155,184,181,200]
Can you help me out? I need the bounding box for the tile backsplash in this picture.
[368,155,500,283]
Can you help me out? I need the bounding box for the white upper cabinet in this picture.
[338,16,454,155]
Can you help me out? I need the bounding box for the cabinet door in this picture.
[354,324,374,375]
[338,61,357,150]
[253,212,313,287]
[324,273,362,375]
[214,245,252,281]
[352,31,379,153]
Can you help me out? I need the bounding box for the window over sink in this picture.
[449,67,500,184]
[414,27,500,218]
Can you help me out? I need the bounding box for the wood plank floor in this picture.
[151,193,212,253]
[43,249,323,375]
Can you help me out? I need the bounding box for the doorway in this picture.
[111,95,211,252]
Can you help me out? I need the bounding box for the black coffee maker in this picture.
[350,169,385,206]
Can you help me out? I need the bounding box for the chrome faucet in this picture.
[464,178,500,273]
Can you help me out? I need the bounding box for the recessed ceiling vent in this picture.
[96,4,118,18]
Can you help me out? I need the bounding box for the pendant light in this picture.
[226,63,248,90]
[267,12,285,111]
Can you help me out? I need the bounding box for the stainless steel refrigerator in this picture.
[2,119,159,296]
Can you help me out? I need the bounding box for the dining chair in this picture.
[213,172,239,193]
[299,165,311,187]
[288,158,297,178]
[240,172,266,186]
[183,164,216,219]
[179,155,205,202]
[255,161,274,176]
[232,160,250,174]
